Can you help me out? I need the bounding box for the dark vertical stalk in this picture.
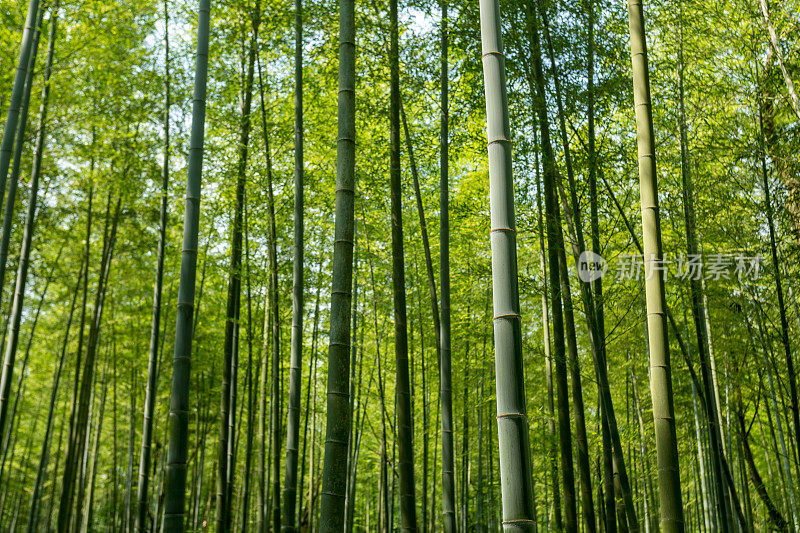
[0,0,40,216]
[81,372,108,533]
[345,235,361,533]
[136,1,171,526]
[388,0,418,528]
[676,17,733,530]
[0,2,43,443]
[60,192,121,532]
[522,4,576,529]
[438,2,456,531]
[217,2,259,527]
[318,0,356,526]
[161,0,210,527]
[586,2,617,527]
[241,203,256,532]
[758,76,800,531]
[534,135,561,531]
[30,253,77,533]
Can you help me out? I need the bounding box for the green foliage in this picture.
[0,0,797,529]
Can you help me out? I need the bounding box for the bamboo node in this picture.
[496,412,527,419]
[493,313,520,321]
[481,50,505,60]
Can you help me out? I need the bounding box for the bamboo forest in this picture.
[0,0,799,529]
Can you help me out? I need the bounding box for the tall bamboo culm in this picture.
[626,0,684,529]
[0,0,43,450]
[389,0,419,528]
[0,0,40,213]
[282,0,304,527]
[24,10,59,529]
[162,0,210,529]
[319,0,356,528]
[478,0,536,530]
[439,2,456,531]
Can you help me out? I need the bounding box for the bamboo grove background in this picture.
[0,0,798,530]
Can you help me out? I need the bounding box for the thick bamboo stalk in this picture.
[625,0,684,528]
[0,3,43,443]
[318,0,356,526]
[0,6,46,349]
[0,0,40,214]
[388,0,419,528]
[161,0,210,527]
[2,11,57,510]
[478,0,536,529]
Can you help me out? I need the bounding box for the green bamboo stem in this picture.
[626,0,684,528]
[318,0,356,526]
[479,0,536,529]
[0,0,40,216]
[439,3,456,532]
[0,3,43,444]
[162,0,210,528]
[282,0,304,527]
[388,0,418,529]
[136,1,171,527]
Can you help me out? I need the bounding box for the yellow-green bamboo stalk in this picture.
[626,0,684,529]
[479,0,536,530]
